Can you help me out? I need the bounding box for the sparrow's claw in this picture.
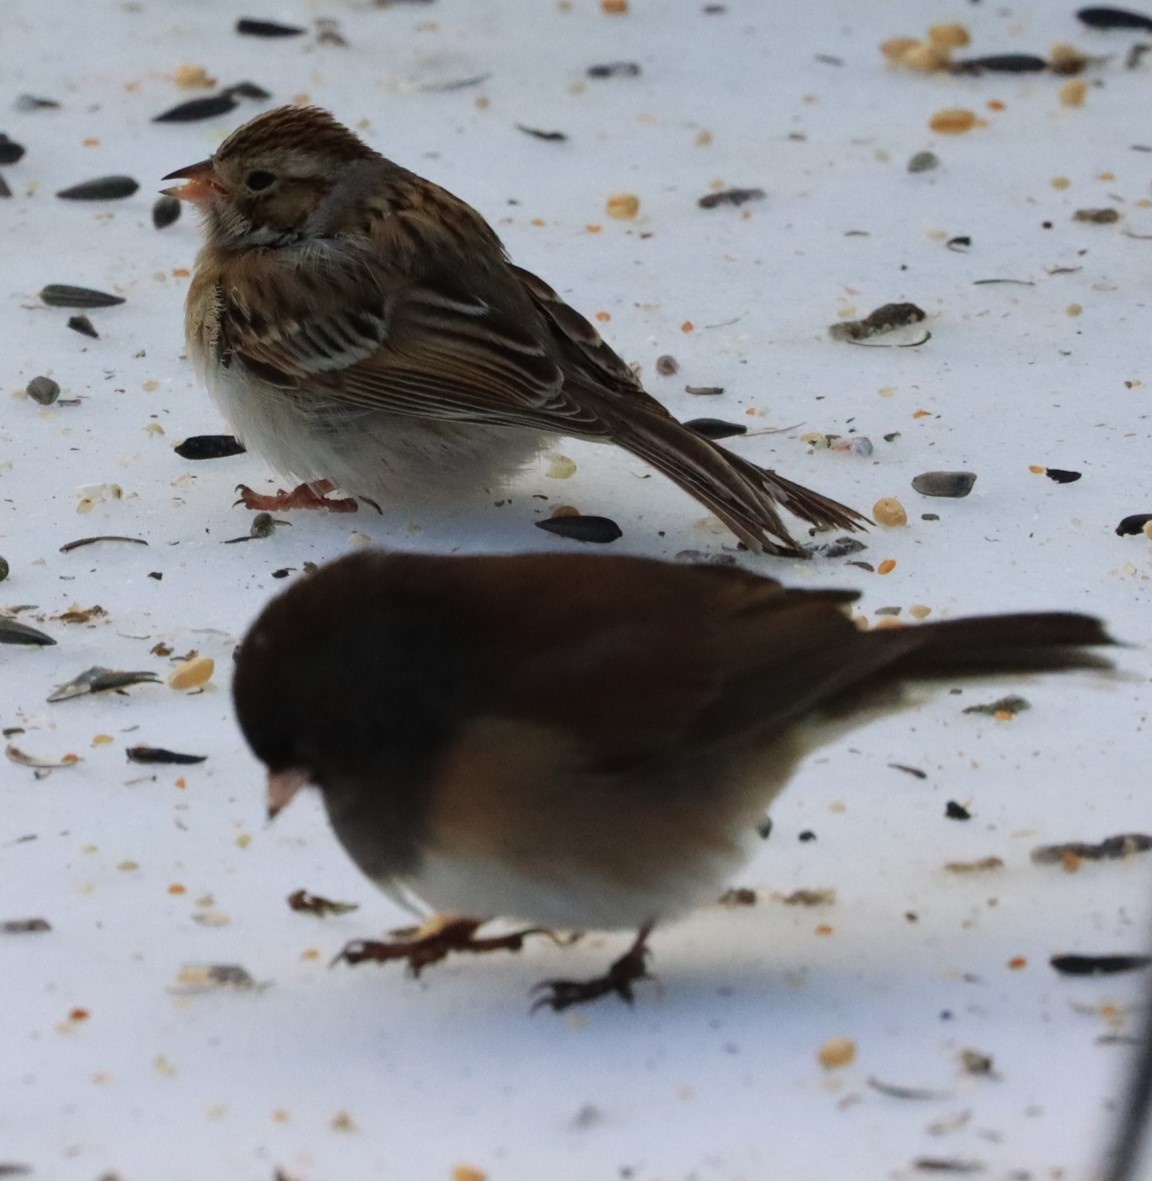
[530,941,653,1014]
[331,917,563,977]
[233,480,359,513]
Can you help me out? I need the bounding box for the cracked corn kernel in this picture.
[606,193,640,220]
[873,498,908,527]
[929,108,978,134]
[1060,79,1088,107]
[818,1037,857,1069]
[168,655,214,690]
[928,23,970,49]
[877,559,897,575]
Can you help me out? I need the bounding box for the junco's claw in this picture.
[233,481,358,513]
[530,940,653,1014]
[331,917,563,977]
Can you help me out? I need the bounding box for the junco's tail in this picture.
[882,611,1116,678]
[591,400,868,556]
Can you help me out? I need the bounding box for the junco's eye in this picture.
[245,169,276,192]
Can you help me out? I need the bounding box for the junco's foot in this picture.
[233,549,1115,1011]
[165,105,866,557]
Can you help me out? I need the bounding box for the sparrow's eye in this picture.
[245,169,276,192]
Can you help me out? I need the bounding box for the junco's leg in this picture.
[530,924,654,1013]
[234,479,359,513]
[332,916,568,976]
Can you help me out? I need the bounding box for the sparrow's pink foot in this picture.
[332,916,564,977]
[234,480,359,513]
[530,925,654,1013]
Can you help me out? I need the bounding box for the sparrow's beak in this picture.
[266,768,310,821]
[161,159,227,204]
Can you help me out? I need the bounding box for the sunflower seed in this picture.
[152,195,181,229]
[949,53,1049,75]
[684,418,748,440]
[174,434,247,460]
[911,471,977,498]
[0,135,25,165]
[126,745,207,765]
[0,174,10,198]
[26,376,60,405]
[535,515,623,543]
[152,93,238,123]
[1050,953,1152,976]
[0,557,7,583]
[1045,467,1082,483]
[56,175,139,200]
[236,17,306,36]
[66,315,98,338]
[40,284,124,308]
[1077,6,1152,31]
[0,617,55,646]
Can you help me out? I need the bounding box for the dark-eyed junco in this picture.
[232,549,1113,1010]
[165,105,865,556]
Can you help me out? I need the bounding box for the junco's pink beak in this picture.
[161,159,227,204]
[266,768,310,821]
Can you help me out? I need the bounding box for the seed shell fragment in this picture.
[535,515,623,544]
[174,435,247,460]
[59,536,148,553]
[48,667,161,703]
[1,918,51,934]
[126,745,208,765]
[515,124,568,141]
[698,187,766,209]
[0,135,26,165]
[56,175,139,201]
[66,315,98,339]
[829,303,926,341]
[0,617,56,646]
[1031,833,1152,864]
[287,889,360,917]
[40,284,124,309]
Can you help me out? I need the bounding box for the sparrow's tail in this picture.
[588,400,868,556]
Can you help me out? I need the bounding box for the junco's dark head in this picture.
[233,548,1113,945]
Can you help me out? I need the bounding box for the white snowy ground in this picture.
[1,2,1150,1179]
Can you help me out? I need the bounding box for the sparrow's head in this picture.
[163,106,381,249]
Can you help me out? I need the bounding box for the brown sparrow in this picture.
[232,548,1113,1011]
[163,105,866,556]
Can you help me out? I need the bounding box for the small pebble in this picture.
[911,471,977,498]
[0,134,26,165]
[1115,513,1152,536]
[535,515,622,544]
[152,195,182,229]
[26,376,60,405]
[873,498,908,527]
[40,284,124,308]
[66,315,98,339]
[907,151,940,173]
[655,354,679,376]
[56,175,139,200]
